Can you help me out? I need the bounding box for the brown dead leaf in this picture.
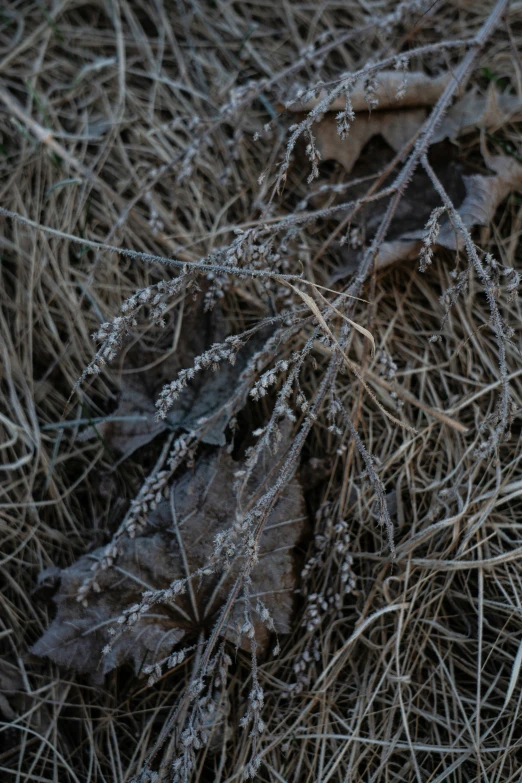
[436,154,522,249]
[31,446,306,681]
[309,84,522,174]
[79,302,252,462]
[302,80,522,273]
[286,71,451,113]
[308,107,426,174]
[375,154,522,265]
[325,139,466,276]
[433,85,522,143]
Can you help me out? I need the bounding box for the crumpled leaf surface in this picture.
[439,155,522,246]
[31,448,306,682]
[372,154,522,267]
[307,83,522,174]
[308,106,427,175]
[432,86,522,143]
[80,303,251,461]
[296,78,522,273]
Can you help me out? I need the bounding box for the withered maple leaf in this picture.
[31,447,306,682]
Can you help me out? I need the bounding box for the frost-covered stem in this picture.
[78,271,193,384]
[239,329,320,497]
[396,0,508,190]
[141,350,343,774]
[112,3,509,777]
[286,37,472,113]
[76,431,189,604]
[279,28,484,187]
[119,0,454,209]
[421,154,512,455]
[77,318,314,603]
[0,206,326,285]
[343,0,508,303]
[244,363,341,557]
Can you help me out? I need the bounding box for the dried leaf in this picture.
[305,81,522,272]
[309,83,522,174]
[285,71,450,113]
[79,304,252,461]
[377,154,522,264]
[437,155,522,249]
[433,85,522,143]
[86,382,167,460]
[31,447,306,681]
[309,107,426,174]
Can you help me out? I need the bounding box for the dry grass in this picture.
[2,0,522,781]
